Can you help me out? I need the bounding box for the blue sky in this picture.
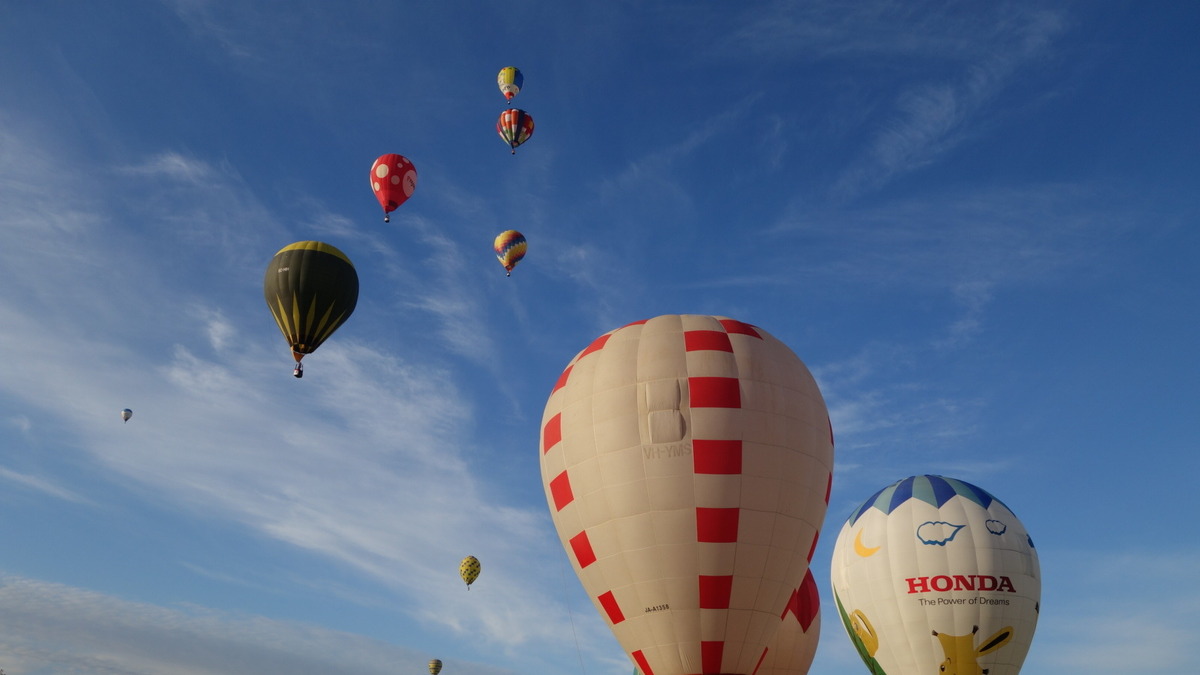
[1,2,1197,674]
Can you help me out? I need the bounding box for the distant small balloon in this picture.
[493,230,527,276]
[428,658,443,675]
[369,153,417,223]
[460,555,481,589]
[497,66,524,101]
[121,409,132,423]
[496,109,534,154]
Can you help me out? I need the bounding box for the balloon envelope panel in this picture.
[757,569,821,675]
[540,315,834,675]
[830,475,1040,675]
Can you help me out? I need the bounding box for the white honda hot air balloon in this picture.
[540,315,834,675]
[830,475,1041,675]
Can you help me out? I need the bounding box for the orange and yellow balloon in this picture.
[493,230,527,276]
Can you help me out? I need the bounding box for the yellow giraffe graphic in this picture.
[932,625,1013,675]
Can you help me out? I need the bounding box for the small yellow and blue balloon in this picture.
[497,66,524,101]
[459,555,481,589]
[496,108,534,154]
[493,230,527,276]
[428,658,442,675]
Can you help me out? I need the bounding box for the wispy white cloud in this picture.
[162,1,298,61]
[114,151,288,272]
[121,151,219,184]
[593,95,759,215]
[722,2,1068,198]
[730,1,998,61]
[402,224,499,365]
[1033,550,1199,673]
[0,467,92,504]
[731,2,1065,70]
[5,415,33,435]
[763,181,1130,344]
[831,9,1067,198]
[0,574,516,675]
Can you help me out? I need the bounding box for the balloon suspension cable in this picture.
[559,557,587,674]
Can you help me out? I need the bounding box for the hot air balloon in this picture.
[493,230,527,276]
[460,555,480,589]
[121,409,133,423]
[829,475,1041,675]
[757,569,821,675]
[540,315,835,675]
[263,241,359,378]
[497,66,524,101]
[497,108,534,154]
[369,153,417,222]
[428,658,443,675]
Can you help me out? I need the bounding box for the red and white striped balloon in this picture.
[540,315,834,675]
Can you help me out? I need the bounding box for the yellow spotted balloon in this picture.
[459,555,481,589]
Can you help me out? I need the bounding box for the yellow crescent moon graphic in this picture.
[854,529,881,557]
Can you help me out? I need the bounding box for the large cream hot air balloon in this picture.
[830,475,1041,675]
[540,315,834,675]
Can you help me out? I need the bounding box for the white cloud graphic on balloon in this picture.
[916,521,965,546]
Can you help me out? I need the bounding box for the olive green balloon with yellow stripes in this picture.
[263,241,359,364]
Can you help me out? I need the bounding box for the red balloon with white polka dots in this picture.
[369,154,417,222]
[539,314,835,675]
